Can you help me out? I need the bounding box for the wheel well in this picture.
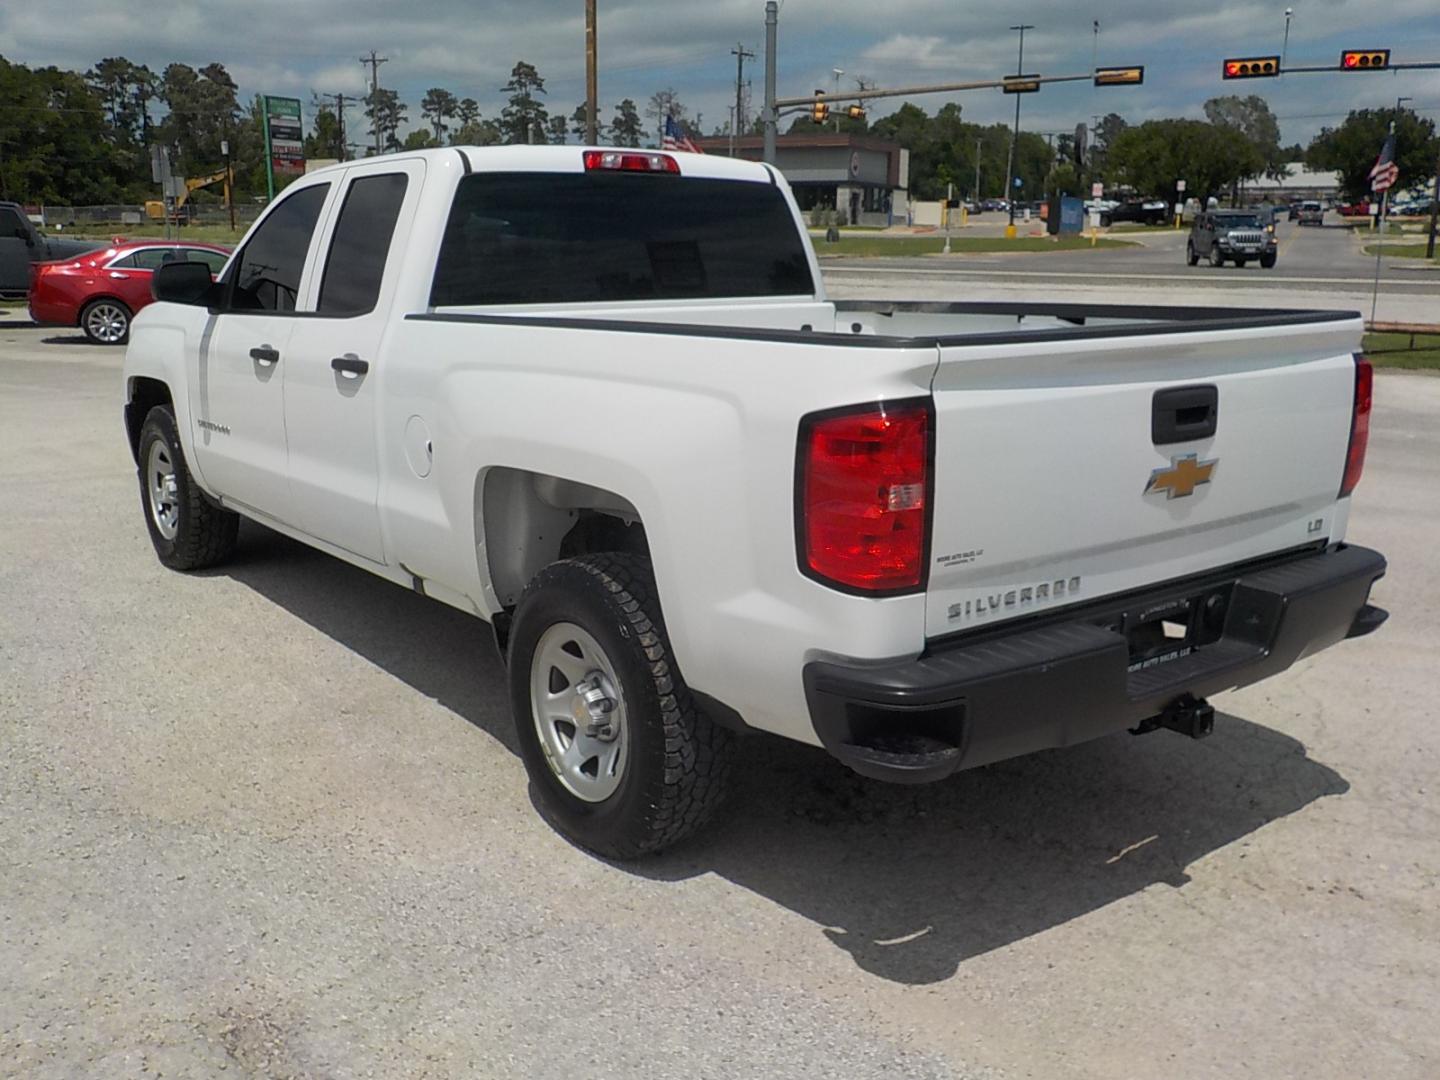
[124,377,173,463]
[479,467,649,610]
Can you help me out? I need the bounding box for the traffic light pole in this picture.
[763,1,777,164]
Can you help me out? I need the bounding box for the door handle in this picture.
[108,271,131,280]
[331,354,370,377]
[249,345,280,365]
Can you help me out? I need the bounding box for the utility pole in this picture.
[832,68,845,133]
[763,0,778,164]
[1004,24,1034,236]
[974,137,982,199]
[334,92,356,162]
[359,50,388,155]
[732,42,755,156]
[585,0,599,144]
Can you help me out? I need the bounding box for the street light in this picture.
[1004,24,1035,235]
[832,68,845,132]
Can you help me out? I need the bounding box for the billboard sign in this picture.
[262,95,305,197]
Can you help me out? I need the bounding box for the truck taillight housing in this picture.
[1339,354,1373,498]
[798,400,932,595]
[582,150,680,174]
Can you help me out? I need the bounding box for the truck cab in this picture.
[0,202,106,300]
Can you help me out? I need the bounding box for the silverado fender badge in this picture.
[1145,453,1217,500]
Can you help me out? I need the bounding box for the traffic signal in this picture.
[1094,66,1144,86]
[811,91,828,124]
[1222,56,1280,79]
[846,104,866,121]
[1341,49,1390,71]
[1002,74,1041,94]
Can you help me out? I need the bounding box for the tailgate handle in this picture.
[1152,385,1218,445]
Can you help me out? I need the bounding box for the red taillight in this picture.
[582,150,680,174]
[1340,355,1373,498]
[799,400,931,594]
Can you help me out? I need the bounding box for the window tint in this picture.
[0,207,25,234]
[183,249,229,274]
[108,253,138,269]
[126,248,182,270]
[318,173,409,315]
[226,184,328,312]
[431,172,814,307]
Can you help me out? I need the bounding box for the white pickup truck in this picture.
[123,146,1387,857]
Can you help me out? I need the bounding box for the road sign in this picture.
[1177,179,1187,193]
[1091,182,1104,198]
[1002,74,1041,94]
[262,95,306,199]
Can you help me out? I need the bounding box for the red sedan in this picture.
[28,240,230,344]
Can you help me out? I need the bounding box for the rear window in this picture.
[430,171,814,307]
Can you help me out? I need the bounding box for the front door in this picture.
[281,161,422,563]
[188,181,333,523]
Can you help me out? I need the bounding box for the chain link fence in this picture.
[40,204,264,229]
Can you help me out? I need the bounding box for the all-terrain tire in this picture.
[1209,245,1225,267]
[137,405,239,571]
[1260,254,1277,269]
[507,553,734,858]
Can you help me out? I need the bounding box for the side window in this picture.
[183,249,229,275]
[0,207,26,235]
[107,253,139,269]
[317,173,409,315]
[130,248,180,270]
[226,184,329,312]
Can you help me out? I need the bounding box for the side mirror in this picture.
[152,260,219,307]
[12,226,32,244]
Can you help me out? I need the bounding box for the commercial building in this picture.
[692,133,910,227]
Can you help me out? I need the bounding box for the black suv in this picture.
[1187,209,1277,269]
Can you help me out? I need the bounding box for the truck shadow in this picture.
[220,522,1349,986]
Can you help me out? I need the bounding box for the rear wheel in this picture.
[136,405,239,570]
[81,298,131,344]
[507,553,733,858]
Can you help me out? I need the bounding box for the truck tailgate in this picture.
[925,320,1362,639]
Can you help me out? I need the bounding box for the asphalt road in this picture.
[822,219,1440,321]
[2,324,1437,1080]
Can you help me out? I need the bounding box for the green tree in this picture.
[1107,119,1263,204]
[364,86,406,152]
[305,98,345,160]
[155,62,242,180]
[420,87,457,142]
[545,115,569,145]
[1308,107,1439,202]
[402,129,439,150]
[500,61,548,145]
[0,57,130,202]
[611,99,643,147]
[1204,94,1283,180]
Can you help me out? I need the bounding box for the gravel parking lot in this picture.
[2,322,1437,1079]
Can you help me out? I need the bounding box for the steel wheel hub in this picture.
[530,623,628,802]
[146,440,180,540]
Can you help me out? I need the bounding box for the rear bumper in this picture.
[804,545,1387,784]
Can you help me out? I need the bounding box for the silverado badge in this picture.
[1145,453,1217,499]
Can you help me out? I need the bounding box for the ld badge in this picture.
[1145,454,1217,500]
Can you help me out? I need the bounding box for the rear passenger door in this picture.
[281,159,422,563]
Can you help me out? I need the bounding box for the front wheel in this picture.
[507,553,734,858]
[1209,245,1225,267]
[81,298,131,344]
[1260,254,1277,268]
[136,405,239,570]
[1186,241,1200,266]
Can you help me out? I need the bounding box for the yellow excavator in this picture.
[144,169,231,223]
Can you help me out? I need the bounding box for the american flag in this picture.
[1369,132,1399,193]
[662,113,703,154]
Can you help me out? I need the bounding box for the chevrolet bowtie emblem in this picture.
[1145,454,1217,499]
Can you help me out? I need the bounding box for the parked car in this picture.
[1099,199,1170,226]
[1187,210,1278,268]
[28,241,230,344]
[1337,202,1371,218]
[0,201,107,300]
[125,146,1385,857]
[1297,200,1325,226]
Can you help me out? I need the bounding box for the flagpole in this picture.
[1369,187,1388,326]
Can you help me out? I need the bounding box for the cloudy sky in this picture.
[4,0,1440,148]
